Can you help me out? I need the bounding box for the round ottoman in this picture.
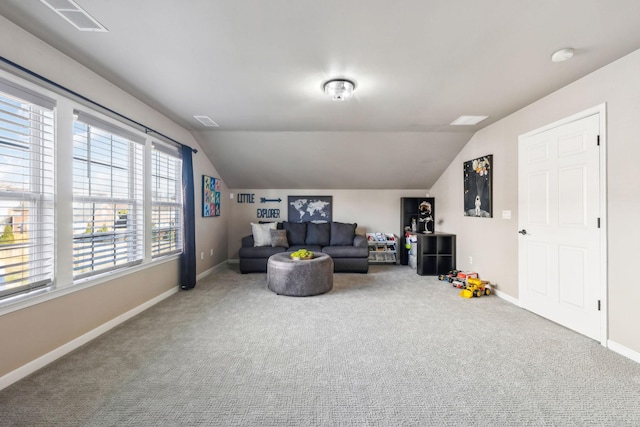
[267,252,334,296]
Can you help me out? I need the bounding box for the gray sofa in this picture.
[239,221,369,274]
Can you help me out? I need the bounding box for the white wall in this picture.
[228,189,430,259]
[430,48,640,357]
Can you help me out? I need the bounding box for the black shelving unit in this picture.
[400,197,435,265]
[416,233,456,275]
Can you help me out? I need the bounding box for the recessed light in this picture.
[39,0,108,32]
[450,116,489,126]
[194,116,219,127]
[551,48,574,63]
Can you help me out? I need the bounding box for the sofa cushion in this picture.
[239,245,285,258]
[251,222,276,246]
[322,245,369,258]
[283,221,307,245]
[270,229,289,248]
[306,222,331,246]
[330,222,357,246]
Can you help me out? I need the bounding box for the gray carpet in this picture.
[1,264,639,426]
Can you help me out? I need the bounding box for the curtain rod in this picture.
[0,55,198,154]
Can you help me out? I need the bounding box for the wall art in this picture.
[463,155,492,218]
[202,175,221,217]
[287,195,332,222]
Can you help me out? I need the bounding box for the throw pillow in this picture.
[306,221,331,246]
[283,221,307,245]
[330,222,357,246]
[251,222,277,247]
[270,229,289,248]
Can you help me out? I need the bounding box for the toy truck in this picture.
[449,271,478,288]
[438,270,459,282]
[460,277,492,298]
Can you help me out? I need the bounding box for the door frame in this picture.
[517,104,608,346]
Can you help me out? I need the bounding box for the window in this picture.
[0,79,55,299]
[72,111,144,279]
[0,70,186,306]
[151,144,182,257]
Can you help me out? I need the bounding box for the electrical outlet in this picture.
[469,256,473,264]
[210,249,213,256]
[200,252,204,260]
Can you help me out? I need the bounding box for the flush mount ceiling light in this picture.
[450,115,489,126]
[323,79,356,101]
[551,48,574,62]
[39,0,108,32]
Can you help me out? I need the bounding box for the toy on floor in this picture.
[438,270,458,282]
[460,277,492,298]
[450,271,478,288]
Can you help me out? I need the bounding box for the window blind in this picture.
[151,143,182,257]
[0,85,55,299]
[72,113,144,279]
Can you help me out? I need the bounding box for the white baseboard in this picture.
[493,288,519,306]
[196,260,228,281]
[607,340,640,364]
[0,286,178,391]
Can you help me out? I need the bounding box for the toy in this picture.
[438,270,458,282]
[452,280,466,289]
[460,277,492,298]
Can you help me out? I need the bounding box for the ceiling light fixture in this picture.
[323,79,355,101]
[450,115,489,126]
[551,48,574,63]
[39,0,108,32]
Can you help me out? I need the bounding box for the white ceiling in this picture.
[1,1,640,189]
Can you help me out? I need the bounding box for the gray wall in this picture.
[430,48,640,356]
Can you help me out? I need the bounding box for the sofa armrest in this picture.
[241,234,255,248]
[353,234,368,248]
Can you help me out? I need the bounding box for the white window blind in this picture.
[72,111,144,279]
[151,143,182,257]
[0,80,55,300]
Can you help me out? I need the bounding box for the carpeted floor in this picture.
[1,264,639,426]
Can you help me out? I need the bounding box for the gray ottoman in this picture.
[267,252,334,296]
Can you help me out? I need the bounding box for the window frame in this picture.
[71,111,145,281]
[0,78,55,300]
[151,143,183,258]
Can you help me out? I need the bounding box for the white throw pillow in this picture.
[251,222,277,247]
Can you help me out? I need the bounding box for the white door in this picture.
[518,113,602,341]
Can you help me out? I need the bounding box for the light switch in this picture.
[501,210,511,220]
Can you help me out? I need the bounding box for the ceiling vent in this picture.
[39,0,108,32]
[194,116,219,127]
[450,115,489,126]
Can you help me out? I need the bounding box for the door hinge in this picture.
[597,217,601,228]
[597,135,600,146]
[598,300,601,311]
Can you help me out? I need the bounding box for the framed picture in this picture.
[463,155,492,218]
[202,175,221,217]
[287,195,332,222]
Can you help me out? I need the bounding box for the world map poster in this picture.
[202,175,221,217]
[287,196,332,222]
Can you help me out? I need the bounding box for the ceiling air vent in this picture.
[450,115,489,126]
[40,0,108,32]
[194,116,219,127]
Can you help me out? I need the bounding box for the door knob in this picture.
[518,229,527,235]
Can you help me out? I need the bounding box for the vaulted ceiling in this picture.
[1,1,640,189]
